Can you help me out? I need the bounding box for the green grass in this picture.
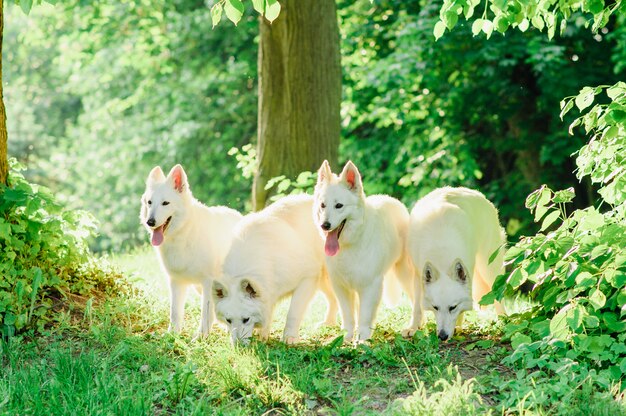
[1,246,625,415]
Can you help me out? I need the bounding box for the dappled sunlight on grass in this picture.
[3,248,624,415]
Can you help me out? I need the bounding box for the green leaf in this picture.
[0,223,11,240]
[603,312,626,332]
[518,18,529,32]
[471,19,483,36]
[553,187,575,203]
[434,21,447,40]
[482,20,494,38]
[589,288,607,310]
[540,210,561,231]
[265,0,282,23]
[607,82,626,100]
[550,305,572,340]
[443,11,458,30]
[575,87,596,111]
[506,267,524,288]
[20,0,33,14]
[559,99,574,119]
[566,304,586,331]
[224,0,244,25]
[211,4,223,27]
[252,0,265,14]
[531,15,545,31]
[494,15,510,33]
[511,333,532,349]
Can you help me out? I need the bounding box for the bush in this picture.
[484,84,626,403]
[0,159,121,337]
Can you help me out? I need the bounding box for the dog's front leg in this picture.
[331,281,356,342]
[168,281,187,333]
[402,274,424,338]
[283,278,318,344]
[357,278,383,342]
[196,279,214,338]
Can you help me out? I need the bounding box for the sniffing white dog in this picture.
[212,194,338,345]
[140,164,242,337]
[407,186,506,341]
[313,160,414,342]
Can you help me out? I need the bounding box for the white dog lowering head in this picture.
[213,279,264,345]
[140,164,191,246]
[422,259,474,341]
[314,160,365,256]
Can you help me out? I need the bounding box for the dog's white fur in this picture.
[407,186,505,341]
[212,194,338,345]
[313,160,415,342]
[140,165,242,337]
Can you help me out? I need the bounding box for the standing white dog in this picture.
[212,194,338,345]
[313,160,414,343]
[407,187,506,341]
[140,164,242,337]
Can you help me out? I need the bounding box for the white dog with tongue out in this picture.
[313,160,415,343]
[140,164,242,337]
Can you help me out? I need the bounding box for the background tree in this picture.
[0,1,7,186]
[253,0,341,209]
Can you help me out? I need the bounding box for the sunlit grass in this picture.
[1,247,624,415]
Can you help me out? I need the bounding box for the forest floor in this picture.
[1,247,624,415]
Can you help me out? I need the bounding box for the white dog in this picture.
[140,164,242,337]
[212,194,338,345]
[313,160,414,342]
[407,187,506,341]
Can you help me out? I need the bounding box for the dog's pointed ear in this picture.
[317,160,333,184]
[167,164,188,193]
[423,263,437,284]
[339,161,363,194]
[240,279,260,299]
[454,261,468,283]
[213,281,228,299]
[147,166,166,185]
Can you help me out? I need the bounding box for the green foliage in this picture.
[340,1,622,237]
[482,81,626,401]
[391,368,490,415]
[264,171,318,203]
[210,0,281,26]
[436,0,622,40]
[5,2,258,250]
[0,160,121,337]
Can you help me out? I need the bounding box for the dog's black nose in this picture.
[438,330,449,341]
[321,221,331,231]
[146,218,156,227]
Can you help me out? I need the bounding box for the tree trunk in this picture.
[253,0,341,210]
[0,2,8,186]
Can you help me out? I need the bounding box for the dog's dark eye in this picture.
[226,319,232,324]
[162,201,170,206]
[449,305,457,312]
[148,200,152,205]
[242,317,250,324]
[321,203,326,209]
[433,306,439,311]
[335,203,343,209]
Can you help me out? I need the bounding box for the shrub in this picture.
[0,159,121,337]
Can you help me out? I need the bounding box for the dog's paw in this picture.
[283,335,300,345]
[401,327,419,338]
[191,331,209,342]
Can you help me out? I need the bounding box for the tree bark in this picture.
[0,1,8,186]
[253,0,341,210]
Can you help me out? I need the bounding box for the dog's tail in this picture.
[383,255,412,307]
[383,273,403,307]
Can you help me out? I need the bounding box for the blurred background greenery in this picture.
[4,0,624,251]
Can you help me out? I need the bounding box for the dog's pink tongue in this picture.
[325,229,340,256]
[151,226,164,246]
